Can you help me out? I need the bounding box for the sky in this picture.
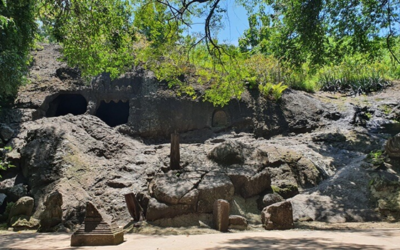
[185,2,250,46]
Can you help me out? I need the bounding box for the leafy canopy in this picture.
[1,0,400,107]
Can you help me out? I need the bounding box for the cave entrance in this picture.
[212,110,229,127]
[46,94,87,117]
[95,100,129,127]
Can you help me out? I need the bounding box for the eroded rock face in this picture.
[208,141,245,165]
[8,196,39,230]
[386,133,400,158]
[3,43,399,229]
[261,201,293,230]
[228,215,248,230]
[8,184,28,202]
[38,191,63,232]
[0,193,6,204]
[6,113,336,226]
[0,124,14,142]
[257,193,285,210]
[9,196,34,219]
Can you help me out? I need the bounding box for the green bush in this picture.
[317,62,392,95]
[0,146,15,178]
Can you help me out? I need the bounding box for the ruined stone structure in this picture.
[71,202,124,246]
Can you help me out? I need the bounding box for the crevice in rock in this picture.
[177,171,209,205]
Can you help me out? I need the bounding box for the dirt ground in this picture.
[1,222,400,250]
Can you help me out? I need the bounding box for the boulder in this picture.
[294,157,323,188]
[213,199,230,232]
[6,184,28,202]
[8,196,37,229]
[0,176,16,190]
[9,196,34,219]
[257,145,302,166]
[228,215,248,230]
[38,191,63,232]
[268,163,300,199]
[261,201,293,230]
[0,193,6,207]
[257,193,285,210]
[0,193,6,215]
[228,166,271,198]
[151,171,200,205]
[145,198,194,221]
[0,124,14,141]
[280,90,326,133]
[208,141,245,165]
[386,133,400,158]
[197,172,234,213]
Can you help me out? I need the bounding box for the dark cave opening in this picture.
[95,100,129,127]
[46,94,87,117]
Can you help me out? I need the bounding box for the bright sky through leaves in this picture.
[186,1,249,45]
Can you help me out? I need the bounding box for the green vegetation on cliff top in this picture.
[1,0,400,106]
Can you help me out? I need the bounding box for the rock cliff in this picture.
[1,43,400,230]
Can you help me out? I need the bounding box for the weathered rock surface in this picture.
[10,216,39,230]
[197,172,235,213]
[227,166,271,198]
[208,141,245,165]
[38,191,63,232]
[368,163,400,220]
[261,201,293,230]
[386,133,400,158]
[0,193,6,204]
[146,198,194,221]
[8,196,39,229]
[124,193,142,221]
[228,215,248,230]
[6,184,28,202]
[0,124,14,142]
[257,193,285,210]
[1,44,400,230]
[9,196,34,219]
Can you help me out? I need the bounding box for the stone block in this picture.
[213,199,230,232]
[261,201,293,230]
[228,215,248,230]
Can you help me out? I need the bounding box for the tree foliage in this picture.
[1,0,400,107]
[239,0,400,67]
[0,0,36,104]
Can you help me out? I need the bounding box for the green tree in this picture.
[239,0,400,67]
[1,0,400,107]
[0,0,37,104]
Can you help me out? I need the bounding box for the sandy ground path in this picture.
[1,229,400,250]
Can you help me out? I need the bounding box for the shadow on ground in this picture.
[205,236,384,250]
[0,233,74,250]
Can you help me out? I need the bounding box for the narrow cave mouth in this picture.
[46,94,87,117]
[95,100,129,127]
